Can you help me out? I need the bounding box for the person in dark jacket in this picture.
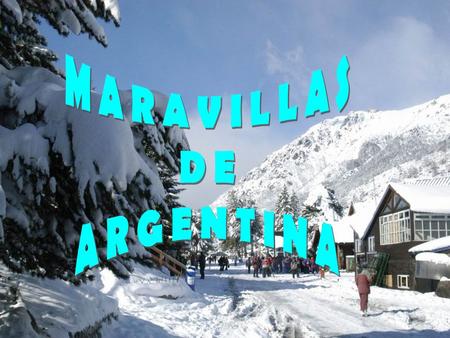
[252,255,261,277]
[356,266,372,316]
[199,252,206,279]
[290,256,300,278]
[246,256,252,273]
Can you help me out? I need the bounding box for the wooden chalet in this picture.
[357,177,450,290]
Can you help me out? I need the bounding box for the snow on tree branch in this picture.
[0,65,189,280]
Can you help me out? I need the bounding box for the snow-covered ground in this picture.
[2,261,449,337]
[101,264,450,338]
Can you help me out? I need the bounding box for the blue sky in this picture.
[43,1,450,207]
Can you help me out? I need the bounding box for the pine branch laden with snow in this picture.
[0,66,189,280]
[0,0,121,71]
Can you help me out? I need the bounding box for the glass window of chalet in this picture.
[368,236,375,252]
[379,191,411,245]
[414,214,450,241]
[379,210,411,245]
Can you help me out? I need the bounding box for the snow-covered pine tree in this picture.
[0,66,189,281]
[0,0,120,71]
[158,162,186,251]
[190,209,214,255]
[221,190,242,254]
[301,198,323,256]
[274,185,293,232]
[289,192,300,218]
[326,187,344,219]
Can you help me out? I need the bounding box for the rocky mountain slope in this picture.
[212,95,450,225]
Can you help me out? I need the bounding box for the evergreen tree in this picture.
[0,67,189,281]
[290,192,301,218]
[274,185,293,232]
[301,198,323,256]
[221,190,242,254]
[326,188,344,218]
[0,0,120,71]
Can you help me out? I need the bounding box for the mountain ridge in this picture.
[211,94,450,224]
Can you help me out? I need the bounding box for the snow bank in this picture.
[415,252,450,266]
[100,263,194,301]
[409,236,450,253]
[0,263,118,337]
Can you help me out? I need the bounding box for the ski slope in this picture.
[101,265,450,337]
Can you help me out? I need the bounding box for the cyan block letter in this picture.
[99,74,124,120]
[305,69,329,117]
[137,210,162,247]
[172,207,192,241]
[215,151,235,184]
[316,223,339,276]
[200,207,227,240]
[65,54,91,112]
[180,151,206,184]
[283,215,307,257]
[163,93,189,128]
[263,210,275,248]
[75,223,99,275]
[279,83,298,122]
[132,85,155,124]
[236,208,255,243]
[106,216,129,260]
[198,96,222,129]
[231,94,243,128]
[250,90,270,126]
[336,55,350,112]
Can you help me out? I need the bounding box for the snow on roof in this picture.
[361,178,450,239]
[320,221,354,243]
[415,252,450,266]
[409,236,450,254]
[340,200,378,239]
[390,183,450,214]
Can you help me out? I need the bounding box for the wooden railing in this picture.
[148,246,186,278]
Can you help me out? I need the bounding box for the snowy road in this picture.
[102,265,450,337]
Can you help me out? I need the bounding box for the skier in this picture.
[224,256,230,270]
[356,265,372,316]
[199,252,206,279]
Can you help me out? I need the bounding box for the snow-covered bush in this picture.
[0,0,120,71]
[0,65,189,280]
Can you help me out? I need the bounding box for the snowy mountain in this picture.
[212,95,450,227]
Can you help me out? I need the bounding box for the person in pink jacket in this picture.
[355,266,372,316]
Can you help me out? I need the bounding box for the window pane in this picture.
[431,221,439,230]
[423,221,430,230]
[415,221,422,230]
[415,231,423,241]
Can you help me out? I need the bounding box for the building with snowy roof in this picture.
[358,177,450,291]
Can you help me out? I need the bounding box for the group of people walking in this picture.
[245,253,321,279]
[190,250,375,317]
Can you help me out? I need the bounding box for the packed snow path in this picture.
[102,265,450,337]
